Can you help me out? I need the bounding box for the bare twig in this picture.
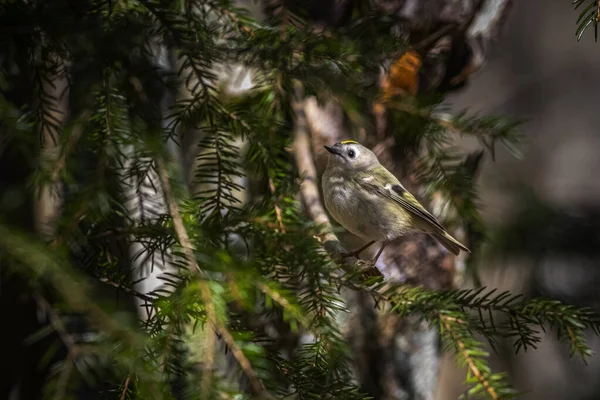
[412,24,459,53]
[96,275,157,303]
[268,177,286,233]
[120,376,131,400]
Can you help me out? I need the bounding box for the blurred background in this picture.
[440,0,600,398]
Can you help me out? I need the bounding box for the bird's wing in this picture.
[356,172,446,233]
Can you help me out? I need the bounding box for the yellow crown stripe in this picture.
[340,140,359,145]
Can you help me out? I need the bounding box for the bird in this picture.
[321,140,469,265]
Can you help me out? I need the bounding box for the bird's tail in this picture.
[431,231,470,256]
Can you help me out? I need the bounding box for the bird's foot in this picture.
[355,259,383,280]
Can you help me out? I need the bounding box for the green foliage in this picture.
[1,1,599,400]
[572,0,600,41]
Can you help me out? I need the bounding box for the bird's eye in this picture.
[348,150,356,158]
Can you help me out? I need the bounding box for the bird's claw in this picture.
[356,259,383,279]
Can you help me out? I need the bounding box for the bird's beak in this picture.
[324,145,341,156]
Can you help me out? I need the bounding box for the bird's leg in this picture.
[369,240,389,265]
[340,240,376,260]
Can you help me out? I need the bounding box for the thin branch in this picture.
[49,109,92,183]
[200,284,217,400]
[256,282,310,327]
[35,295,78,355]
[96,275,157,303]
[412,23,459,53]
[155,157,273,399]
[155,158,199,268]
[441,315,499,400]
[214,322,267,394]
[120,376,131,400]
[35,295,77,400]
[268,177,286,233]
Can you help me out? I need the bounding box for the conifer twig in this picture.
[155,157,273,399]
[441,315,499,400]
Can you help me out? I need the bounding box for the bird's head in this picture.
[324,140,379,171]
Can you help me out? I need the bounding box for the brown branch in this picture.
[155,157,273,400]
[256,282,310,327]
[412,23,459,53]
[214,322,267,392]
[120,376,131,400]
[155,158,199,268]
[268,177,286,233]
[441,315,498,400]
[200,283,217,400]
[96,275,157,303]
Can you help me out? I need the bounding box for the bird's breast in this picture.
[322,174,385,240]
[322,172,415,241]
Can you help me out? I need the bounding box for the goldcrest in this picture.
[322,140,469,263]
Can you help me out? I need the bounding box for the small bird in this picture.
[322,140,469,264]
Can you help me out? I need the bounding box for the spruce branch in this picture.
[155,157,198,269]
[572,0,599,41]
[0,225,170,397]
[440,315,500,400]
[387,100,521,157]
[155,156,273,399]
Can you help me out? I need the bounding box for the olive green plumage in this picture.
[322,140,469,262]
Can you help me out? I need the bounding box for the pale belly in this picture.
[323,178,412,241]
